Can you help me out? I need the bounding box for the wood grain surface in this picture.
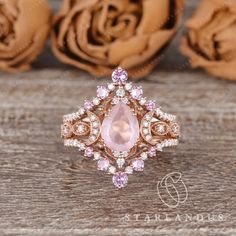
[0,1,235,236]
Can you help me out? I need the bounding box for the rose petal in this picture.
[181,37,236,81]
[76,11,109,60]
[56,0,98,47]
[137,0,169,34]
[120,30,174,68]
[181,0,236,80]
[0,0,51,72]
[196,11,236,59]
[215,25,236,60]
[108,35,149,65]
[67,25,107,64]
[52,0,185,79]
[186,0,223,29]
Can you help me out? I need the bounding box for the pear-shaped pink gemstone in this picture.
[101,102,139,152]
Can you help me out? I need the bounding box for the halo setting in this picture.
[61,68,180,188]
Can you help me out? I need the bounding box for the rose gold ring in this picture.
[61,68,180,188]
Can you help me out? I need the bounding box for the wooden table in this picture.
[0,1,235,235]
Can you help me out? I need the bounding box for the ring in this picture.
[61,68,180,188]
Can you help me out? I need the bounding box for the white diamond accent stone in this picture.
[145,114,151,121]
[93,152,101,160]
[156,144,163,152]
[113,151,120,158]
[112,97,120,104]
[122,152,128,158]
[139,97,147,105]
[121,97,129,104]
[108,83,115,91]
[90,135,96,141]
[116,158,125,168]
[92,121,98,128]
[108,166,116,174]
[78,143,86,150]
[125,83,132,91]
[92,129,98,135]
[78,107,85,115]
[154,122,168,136]
[140,152,148,160]
[125,166,133,174]
[92,97,100,106]
[75,124,85,134]
[90,115,96,121]
[113,151,128,158]
[157,124,165,133]
[143,128,149,135]
[116,88,125,97]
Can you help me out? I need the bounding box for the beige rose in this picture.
[0,0,51,72]
[52,0,185,79]
[181,0,236,81]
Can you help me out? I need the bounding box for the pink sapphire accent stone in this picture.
[84,100,93,111]
[97,158,110,171]
[132,159,144,171]
[101,102,139,152]
[131,86,143,99]
[97,86,109,99]
[112,172,128,188]
[84,147,93,157]
[146,100,156,111]
[148,147,156,157]
[112,67,128,84]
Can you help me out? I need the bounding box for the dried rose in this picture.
[0,0,51,72]
[52,0,185,79]
[181,0,236,81]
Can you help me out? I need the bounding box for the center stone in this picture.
[101,102,139,152]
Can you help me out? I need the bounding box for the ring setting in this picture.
[61,68,180,188]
